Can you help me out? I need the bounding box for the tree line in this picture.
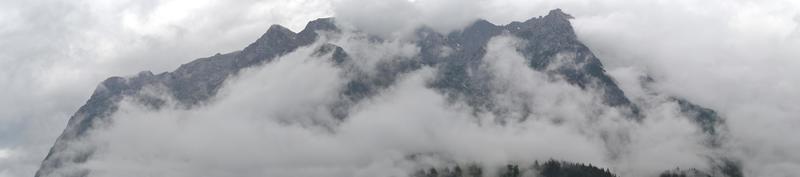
[412,159,617,177]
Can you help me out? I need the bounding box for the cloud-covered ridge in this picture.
[35,8,750,177]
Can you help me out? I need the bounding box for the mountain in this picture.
[35,9,741,177]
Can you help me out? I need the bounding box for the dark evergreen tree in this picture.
[498,164,521,177]
[467,164,482,177]
[453,166,464,177]
[428,168,439,177]
[541,160,563,177]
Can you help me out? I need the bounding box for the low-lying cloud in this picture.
[44,34,719,177]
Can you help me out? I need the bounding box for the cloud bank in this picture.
[39,33,717,177]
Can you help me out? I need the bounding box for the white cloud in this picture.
[0,149,10,159]
[332,0,482,37]
[34,34,713,177]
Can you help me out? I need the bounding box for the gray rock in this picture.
[35,10,741,177]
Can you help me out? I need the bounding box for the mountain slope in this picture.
[36,9,740,177]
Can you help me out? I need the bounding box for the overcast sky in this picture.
[1,0,799,177]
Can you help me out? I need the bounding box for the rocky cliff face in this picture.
[36,9,740,177]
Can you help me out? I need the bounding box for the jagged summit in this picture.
[35,10,625,177]
[35,9,741,177]
[300,17,338,34]
[547,8,574,20]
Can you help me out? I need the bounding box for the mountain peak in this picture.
[546,8,574,20]
[35,9,740,177]
[265,24,296,38]
[298,17,338,44]
[301,17,337,33]
[469,19,497,29]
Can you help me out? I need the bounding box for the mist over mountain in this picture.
[35,9,744,177]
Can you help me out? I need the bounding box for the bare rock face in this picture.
[35,9,741,177]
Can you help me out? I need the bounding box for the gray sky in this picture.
[1,0,799,177]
